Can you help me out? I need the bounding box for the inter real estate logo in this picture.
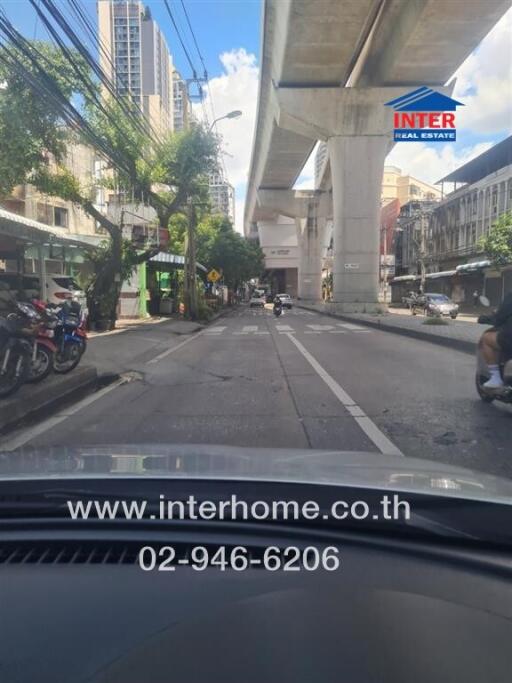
[385,87,464,142]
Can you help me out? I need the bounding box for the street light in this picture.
[208,110,242,132]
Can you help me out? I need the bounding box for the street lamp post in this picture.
[208,110,242,133]
[183,111,242,319]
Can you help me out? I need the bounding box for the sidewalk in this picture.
[299,303,482,354]
[89,306,230,338]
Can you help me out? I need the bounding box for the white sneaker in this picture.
[483,376,505,389]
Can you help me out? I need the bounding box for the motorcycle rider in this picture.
[273,294,283,316]
[479,291,512,389]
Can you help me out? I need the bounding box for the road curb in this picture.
[298,304,476,355]
[0,365,107,435]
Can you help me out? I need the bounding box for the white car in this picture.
[249,293,265,308]
[277,293,293,309]
[46,274,87,307]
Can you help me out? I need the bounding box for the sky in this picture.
[2,1,512,233]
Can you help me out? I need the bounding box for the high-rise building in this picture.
[172,68,192,131]
[98,1,173,135]
[208,170,235,224]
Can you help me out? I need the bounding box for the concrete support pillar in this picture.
[257,189,328,303]
[296,211,324,301]
[328,135,388,309]
[274,85,454,312]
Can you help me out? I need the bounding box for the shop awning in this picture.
[0,208,101,249]
[149,251,207,272]
[455,260,491,273]
[391,275,417,282]
[426,270,457,279]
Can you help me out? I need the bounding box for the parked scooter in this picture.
[0,317,32,398]
[0,284,52,393]
[33,300,88,373]
[15,301,57,383]
[475,295,512,404]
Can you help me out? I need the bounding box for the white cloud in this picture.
[194,48,259,233]
[385,141,494,187]
[452,7,512,134]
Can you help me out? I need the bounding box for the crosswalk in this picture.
[203,323,372,337]
[235,309,316,317]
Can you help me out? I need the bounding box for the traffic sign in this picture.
[207,269,221,283]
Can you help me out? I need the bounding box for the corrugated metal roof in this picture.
[0,208,100,248]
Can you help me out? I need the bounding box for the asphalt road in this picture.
[2,305,511,478]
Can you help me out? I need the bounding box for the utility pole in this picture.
[184,199,198,320]
[415,210,428,294]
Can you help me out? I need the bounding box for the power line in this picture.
[162,0,197,79]
[179,0,207,79]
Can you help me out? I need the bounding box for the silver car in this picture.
[423,293,459,319]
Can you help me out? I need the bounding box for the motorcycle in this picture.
[33,300,87,374]
[475,295,512,404]
[14,301,57,383]
[273,301,283,317]
[0,317,32,398]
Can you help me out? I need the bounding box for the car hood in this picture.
[0,444,511,502]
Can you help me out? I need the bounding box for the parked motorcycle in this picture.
[475,296,512,404]
[15,301,57,383]
[0,317,32,398]
[34,300,88,373]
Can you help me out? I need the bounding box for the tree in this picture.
[196,215,265,290]
[479,211,512,266]
[0,41,92,197]
[0,36,217,326]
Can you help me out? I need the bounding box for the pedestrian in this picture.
[473,290,479,307]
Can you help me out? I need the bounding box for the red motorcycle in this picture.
[14,301,57,383]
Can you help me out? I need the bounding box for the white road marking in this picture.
[0,376,129,451]
[337,323,367,331]
[146,330,204,364]
[304,331,322,334]
[286,333,403,456]
[329,330,347,334]
[242,326,258,332]
[307,324,335,331]
[204,326,226,334]
[276,324,294,332]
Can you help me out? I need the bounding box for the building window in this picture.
[54,207,69,228]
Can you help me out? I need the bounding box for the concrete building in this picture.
[208,171,235,223]
[430,136,512,272]
[98,0,174,135]
[392,137,512,307]
[172,68,191,131]
[381,166,441,205]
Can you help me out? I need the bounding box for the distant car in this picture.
[423,293,459,319]
[249,293,265,308]
[277,293,293,309]
[46,274,87,307]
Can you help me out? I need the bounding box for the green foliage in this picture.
[196,214,265,289]
[168,213,187,255]
[479,211,512,266]
[0,41,93,197]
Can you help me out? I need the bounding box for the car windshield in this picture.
[0,6,511,671]
[53,277,81,291]
[427,294,450,302]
